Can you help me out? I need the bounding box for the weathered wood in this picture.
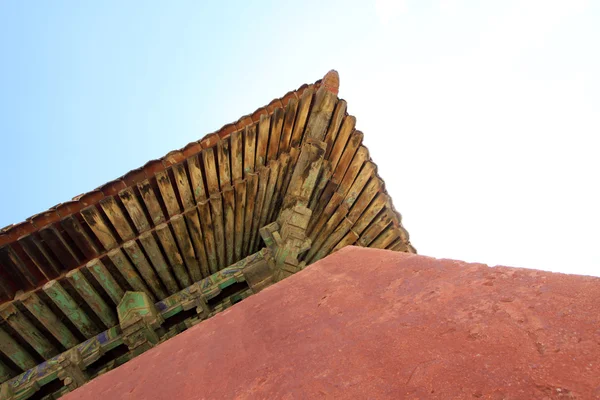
[233,180,246,262]
[279,147,300,211]
[118,187,150,234]
[180,211,208,279]
[243,125,257,177]
[66,269,118,328]
[202,147,220,195]
[18,291,79,349]
[80,206,119,251]
[267,153,290,223]
[0,359,14,382]
[254,161,280,252]
[187,154,208,203]
[217,139,232,190]
[98,196,136,242]
[358,208,395,247]
[0,301,58,359]
[331,131,364,184]
[18,235,61,280]
[122,240,166,299]
[307,162,332,212]
[303,85,338,142]
[333,229,359,252]
[279,97,298,154]
[0,326,36,371]
[107,248,153,300]
[137,179,166,226]
[283,139,327,209]
[222,186,236,266]
[290,87,314,147]
[86,258,125,305]
[256,113,270,168]
[388,238,409,252]
[267,108,284,161]
[339,151,373,204]
[243,173,259,256]
[305,202,349,263]
[197,200,218,274]
[43,280,101,338]
[61,215,100,259]
[306,180,338,235]
[230,130,244,182]
[156,170,181,218]
[328,115,355,172]
[172,163,195,210]
[352,193,389,235]
[249,167,270,254]
[323,100,347,159]
[38,226,80,270]
[209,194,226,270]
[346,177,383,223]
[138,232,179,295]
[0,245,44,288]
[370,225,400,249]
[309,216,354,263]
[156,221,195,285]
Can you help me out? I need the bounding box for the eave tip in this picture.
[323,70,340,95]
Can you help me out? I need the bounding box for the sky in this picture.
[0,0,598,276]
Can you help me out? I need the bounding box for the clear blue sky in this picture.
[1,1,599,275]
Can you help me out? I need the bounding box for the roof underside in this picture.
[0,71,415,393]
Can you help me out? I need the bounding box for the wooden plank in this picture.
[352,193,390,235]
[139,232,179,295]
[267,107,284,161]
[179,211,208,279]
[306,202,349,262]
[0,302,58,359]
[347,177,383,223]
[331,131,364,185]
[243,173,258,257]
[18,291,79,349]
[308,162,332,212]
[66,269,118,328]
[283,139,326,209]
[186,154,208,203]
[0,326,36,371]
[230,130,243,182]
[243,125,257,177]
[340,156,374,208]
[254,161,280,251]
[266,153,290,223]
[156,170,181,218]
[86,258,125,305]
[217,139,232,190]
[0,245,43,289]
[118,187,151,232]
[61,215,100,259]
[18,235,61,280]
[323,100,347,160]
[256,113,270,168]
[98,196,136,241]
[249,167,270,254]
[303,85,338,142]
[290,87,314,147]
[122,240,166,300]
[306,180,337,235]
[233,180,246,262]
[43,280,101,339]
[279,97,298,154]
[80,206,119,251]
[370,226,400,249]
[202,147,220,195]
[278,147,300,210]
[209,194,226,270]
[38,226,80,270]
[172,163,195,210]
[333,230,359,252]
[197,200,218,274]
[328,115,355,171]
[222,186,236,266]
[137,179,166,225]
[155,222,193,286]
[107,248,154,300]
[358,208,395,247]
[308,216,354,263]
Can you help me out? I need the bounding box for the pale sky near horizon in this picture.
[1,1,598,276]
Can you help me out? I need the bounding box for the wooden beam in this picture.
[222,186,236,266]
[86,258,125,305]
[230,130,244,182]
[328,115,355,172]
[209,194,225,270]
[233,180,246,262]
[61,215,100,259]
[217,139,232,190]
[197,200,218,274]
[256,114,270,168]
[243,173,258,257]
[157,220,196,285]
[107,248,154,301]
[137,179,166,226]
[122,240,166,299]
[290,87,313,148]
[267,107,284,161]
[172,163,195,210]
[303,85,337,142]
[139,232,179,295]
[323,100,347,160]
[66,269,118,328]
[279,97,298,154]
[156,170,181,218]
[118,187,151,232]
[187,154,208,203]
[0,326,36,371]
[98,196,136,241]
[243,125,257,177]
[80,206,119,251]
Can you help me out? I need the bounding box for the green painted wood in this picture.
[66,269,118,328]
[0,302,58,360]
[0,326,36,371]
[42,280,101,339]
[138,232,179,295]
[86,259,125,305]
[0,359,14,383]
[107,249,154,301]
[17,291,79,349]
[122,241,166,300]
